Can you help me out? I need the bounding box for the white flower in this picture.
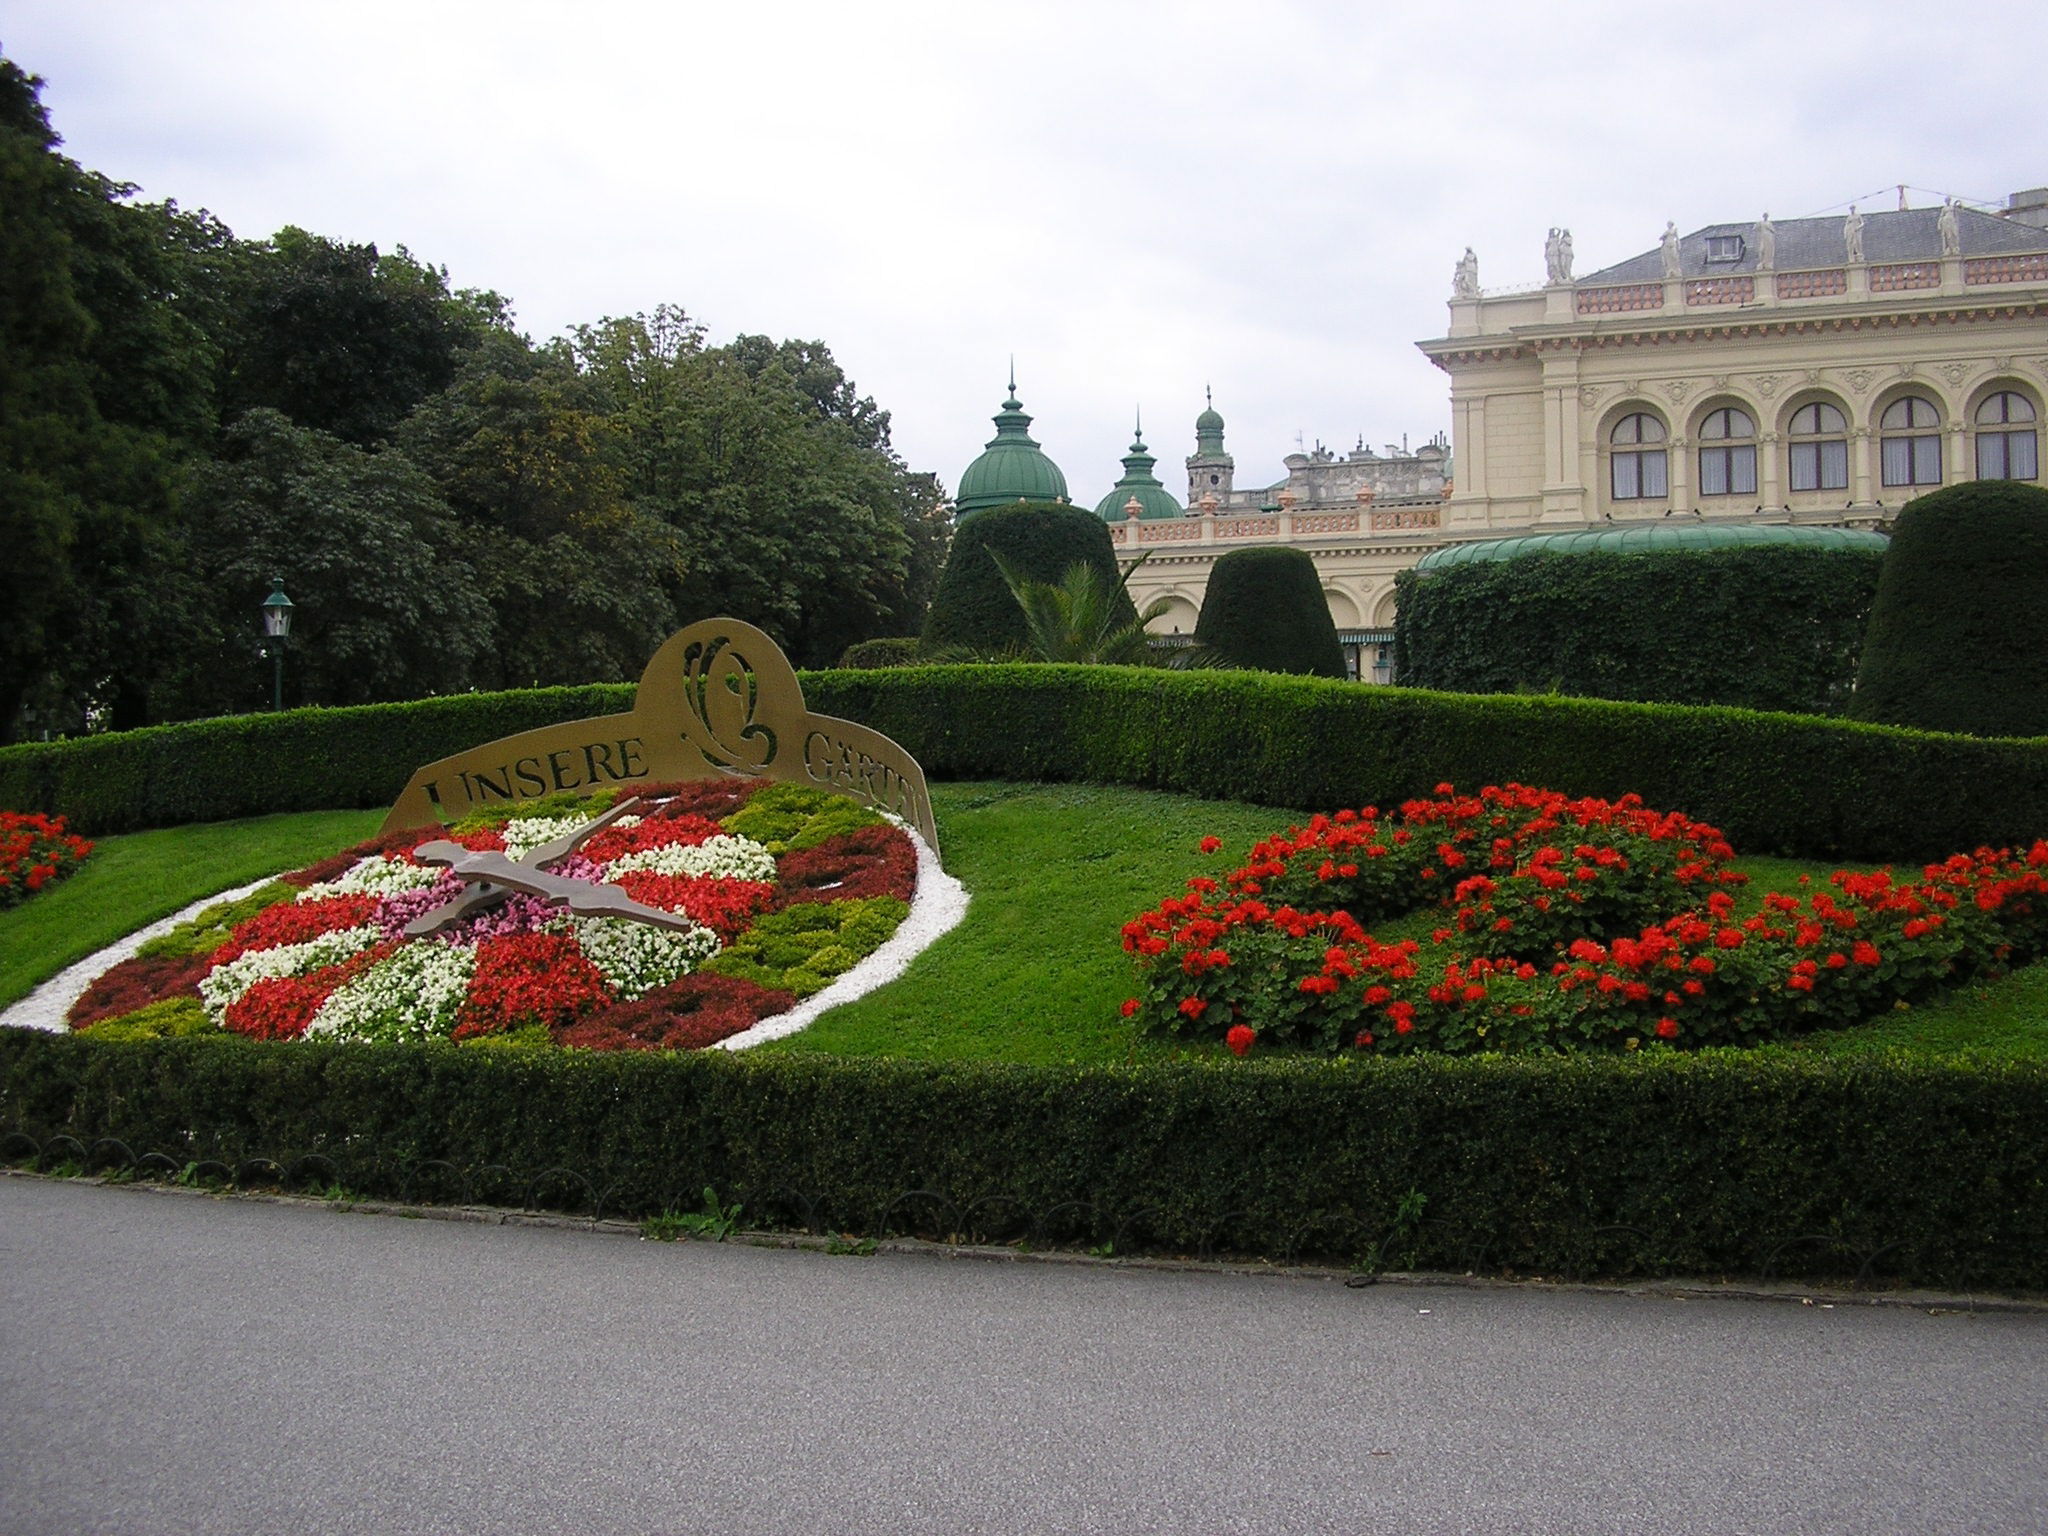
[307,942,478,1043]
[606,833,776,884]
[301,855,443,900]
[198,925,384,1023]
[499,813,596,862]
[570,916,719,1000]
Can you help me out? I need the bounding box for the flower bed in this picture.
[1123,782,2048,1055]
[0,811,93,909]
[66,779,917,1052]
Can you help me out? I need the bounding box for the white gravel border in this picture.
[2,878,273,1034]
[0,820,968,1048]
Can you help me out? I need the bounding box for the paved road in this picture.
[3,1177,2044,1536]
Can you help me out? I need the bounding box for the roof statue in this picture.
[1756,213,1775,271]
[1452,247,1479,298]
[1939,198,1962,256]
[1660,222,1681,278]
[1844,206,1865,263]
[1545,227,1574,285]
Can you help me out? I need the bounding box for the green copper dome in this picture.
[1094,413,1184,521]
[1193,386,1227,457]
[954,372,1070,520]
[1414,522,1888,573]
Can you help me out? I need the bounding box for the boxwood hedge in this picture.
[4,1031,2045,1288]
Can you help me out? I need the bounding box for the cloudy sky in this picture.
[9,1,2046,507]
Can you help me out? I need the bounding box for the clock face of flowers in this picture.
[69,778,920,1052]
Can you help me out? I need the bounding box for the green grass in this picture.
[0,809,384,1007]
[5,787,2044,1064]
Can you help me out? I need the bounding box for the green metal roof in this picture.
[1193,386,1227,457]
[1414,522,1888,573]
[955,373,1069,519]
[1094,415,1184,521]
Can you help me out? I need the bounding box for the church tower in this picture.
[1185,387,1235,506]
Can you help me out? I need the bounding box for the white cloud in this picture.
[9,0,2045,507]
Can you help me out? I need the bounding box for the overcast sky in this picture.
[9,1,2046,506]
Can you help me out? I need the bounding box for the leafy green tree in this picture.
[570,308,920,666]
[397,348,686,688]
[158,409,491,713]
[0,56,219,738]
[222,227,507,446]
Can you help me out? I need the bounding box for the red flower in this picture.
[1199,836,1223,854]
[1852,941,1882,966]
[1178,996,1208,1020]
[1226,1024,1255,1056]
[1655,1017,1679,1039]
[1120,998,1141,1018]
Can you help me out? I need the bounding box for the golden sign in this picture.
[380,619,939,857]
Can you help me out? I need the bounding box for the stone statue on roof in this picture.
[1939,198,1961,256]
[1844,206,1864,263]
[1452,247,1479,298]
[1545,227,1574,285]
[1660,221,1681,278]
[1757,213,1775,271]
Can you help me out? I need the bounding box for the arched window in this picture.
[1880,396,1943,487]
[1698,407,1758,496]
[1975,392,2039,481]
[1610,413,1668,500]
[1787,401,1849,492]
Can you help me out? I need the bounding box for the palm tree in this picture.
[989,550,1173,665]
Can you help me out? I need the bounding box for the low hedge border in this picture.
[4,1030,2045,1289]
[6,667,2048,863]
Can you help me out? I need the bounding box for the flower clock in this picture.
[68,778,920,1051]
[1123,782,2048,1057]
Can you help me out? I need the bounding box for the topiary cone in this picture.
[1194,547,1346,678]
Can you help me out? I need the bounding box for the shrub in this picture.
[920,502,1132,654]
[6,1029,2048,1288]
[1395,546,1884,714]
[1850,482,2048,736]
[1194,548,1345,677]
[837,637,924,669]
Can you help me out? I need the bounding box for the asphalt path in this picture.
[3,1176,2045,1536]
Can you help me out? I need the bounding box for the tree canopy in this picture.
[0,54,949,739]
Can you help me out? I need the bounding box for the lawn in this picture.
[3,786,2044,1061]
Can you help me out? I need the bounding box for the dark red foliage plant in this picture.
[549,973,797,1052]
[775,824,916,907]
[66,953,215,1029]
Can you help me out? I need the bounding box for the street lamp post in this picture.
[261,579,294,712]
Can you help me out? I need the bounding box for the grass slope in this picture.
[0,810,383,1007]
[3,789,2042,1063]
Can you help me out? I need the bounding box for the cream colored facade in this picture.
[1417,203,2048,535]
[1117,197,2048,682]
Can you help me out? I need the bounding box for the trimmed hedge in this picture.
[1394,546,1883,715]
[1850,482,2048,737]
[9,666,2048,862]
[5,1030,2046,1287]
[837,637,924,669]
[1195,547,1345,678]
[920,501,1131,653]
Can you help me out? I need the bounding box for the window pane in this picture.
[1913,436,1942,484]
[1979,433,2005,479]
[1613,453,1640,499]
[1700,449,1728,496]
[1731,445,1757,496]
[1643,450,1667,498]
[2016,432,2039,479]
[1882,436,1911,486]
[1789,442,1818,492]
[1817,403,1846,433]
[1821,439,1848,490]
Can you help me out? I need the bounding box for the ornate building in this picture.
[1102,393,1451,681]
[1416,195,2047,537]
[953,372,1072,520]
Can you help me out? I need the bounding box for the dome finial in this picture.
[1006,355,1018,406]
[1206,383,1213,410]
